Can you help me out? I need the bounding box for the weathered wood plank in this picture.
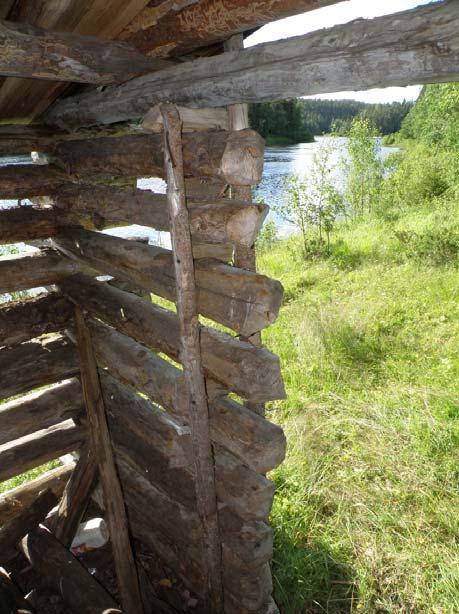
[53,228,282,335]
[88,319,286,473]
[0,292,73,348]
[47,184,267,247]
[0,165,68,199]
[45,1,459,129]
[0,335,79,401]
[59,274,286,402]
[0,206,58,244]
[0,379,83,446]
[74,306,144,614]
[21,526,121,614]
[0,420,84,483]
[54,130,264,185]
[0,464,74,526]
[0,249,80,295]
[0,488,57,565]
[142,105,228,132]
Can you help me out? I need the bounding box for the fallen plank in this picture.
[0,420,84,483]
[53,227,282,335]
[45,1,459,129]
[59,274,285,402]
[0,292,74,348]
[0,379,83,446]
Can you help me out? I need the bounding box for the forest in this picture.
[249,98,413,144]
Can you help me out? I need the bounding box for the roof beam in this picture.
[0,19,168,83]
[45,1,459,129]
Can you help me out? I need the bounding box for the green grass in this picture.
[0,460,62,494]
[258,215,459,613]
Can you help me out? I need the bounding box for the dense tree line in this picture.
[249,98,413,143]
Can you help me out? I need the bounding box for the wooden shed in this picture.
[0,1,457,612]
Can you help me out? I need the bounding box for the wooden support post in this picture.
[74,306,144,614]
[161,104,223,611]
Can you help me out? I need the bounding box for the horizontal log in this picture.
[0,292,73,347]
[48,184,267,247]
[54,130,264,185]
[0,463,74,526]
[59,274,285,402]
[0,335,79,401]
[0,164,68,198]
[0,249,80,295]
[53,228,282,335]
[88,319,286,473]
[0,206,58,244]
[0,379,83,446]
[22,526,120,614]
[45,1,459,129]
[0,19,167,84]
[0,419,84,483]
[142,105,229,132]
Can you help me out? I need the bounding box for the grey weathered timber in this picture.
[59,274,286,402]
[0,488,57,565]
[0,379,83,445]
[52,227,282,336]
[142,105,229,132]
[0,292,73,348]
[0,464,74,526]
[0,249,79,295]
[45,1,459,129]
[52,445,98,547]
[22,526,121,614]
[74,306,144,614]
[0,164,68,198]
[161,104,223,611]
[88,319,286,473]
[0,19,167,83]
[0,206,58,244]
[54,130,264,185]
[0,335,79,401]
[47,184,268,247]
[0,420,84,483]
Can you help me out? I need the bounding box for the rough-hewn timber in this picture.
[0,206,58,244]
[0,164,68,198]
[59,274,285,401]
[0,19,168,83]
[53,228,282,335]
[45,2,459,128]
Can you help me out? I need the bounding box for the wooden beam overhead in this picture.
[45,1,459,129]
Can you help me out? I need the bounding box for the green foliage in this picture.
[249,99,314,144]
[256,218,278,253]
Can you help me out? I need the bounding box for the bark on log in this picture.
[0,335,79,401]
[21,526,121,614]
[74,306,144,614]
[45,1,459,129]
[0,379,83,446]
[0,19,168,83]
[0,464,74,526]
[59,274,286,402]
[48,183,267,247]
[0,249,79,295]
[88,319,286,473]
[0,292,73,348]
[0,164,68,199]
[0,420,84,483]
[52,227,282,335]
[54,130,264,185]
[0,489,57,565]
[0,206,58,245]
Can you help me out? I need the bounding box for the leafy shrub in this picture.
[394,227,459,266]
[256,218,278,253]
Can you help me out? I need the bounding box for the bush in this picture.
[256,219,278,253]
[394,226,459,266]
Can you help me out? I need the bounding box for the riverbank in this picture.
[258,211,459,612]
[264,134,315,146]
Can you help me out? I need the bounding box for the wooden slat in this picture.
[74,306,144,614]
[0,379,83,445]
[0,292,73,348]
[0,335,79,401]
[59,274,285,401]
[45,1,459,129]
[0,19,168,83]
[0,420,84,483]
[52,227,282,336]
[54,130,264,185]
[0,165,68,199]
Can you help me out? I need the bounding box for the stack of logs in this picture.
[0,106,286,613]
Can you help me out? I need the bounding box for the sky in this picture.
[245,0,436,104]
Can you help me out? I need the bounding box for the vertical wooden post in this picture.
[160,103,224,611]
[225,33,265,417]
[75,306,144,614]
